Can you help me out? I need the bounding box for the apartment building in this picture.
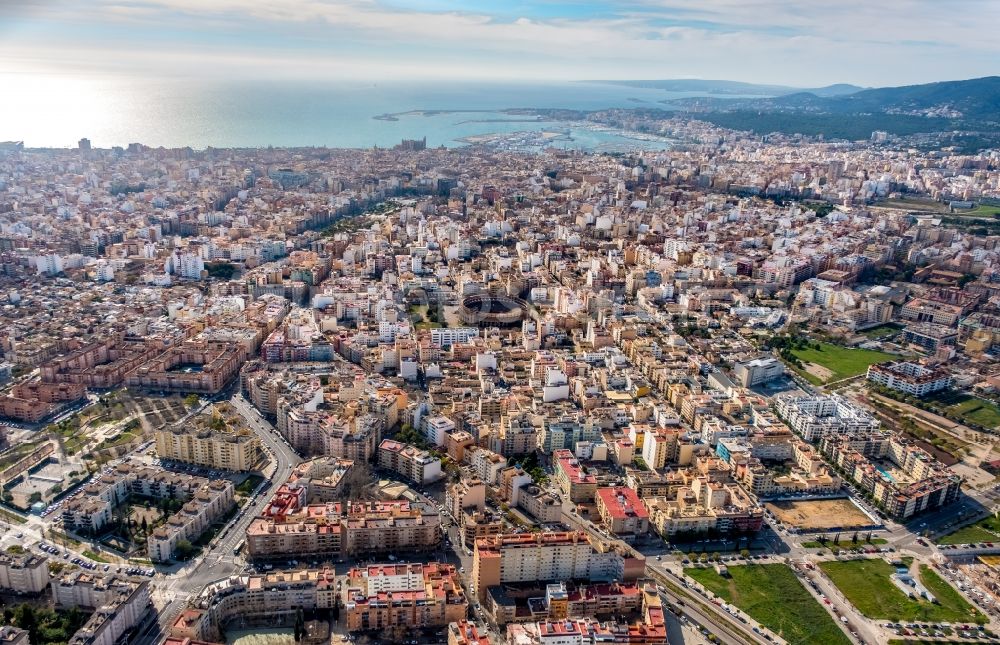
[39,335,156,389]
[553,450,597,503]
[53,573,152,645]
[472,531,643,601]
[0,552,50,593]
[148,480,236,562]
[820,433,961,520]
[645,479,764,538]
[467,448,508,486]
[866,361,952,397]
[516,484,562,524]
[377,439,442,484]
[155,406,262,472]
[62,464,213,535]
[0,380,86,423]
[343,563,468,632]
[486,580,648,629]
[0,628,27,645]
[169,569,338,642]
[775,395,879,442]
[126,340,245,394]
[595,487,649,536]
[448,621,490,645]
[246,500,441,559]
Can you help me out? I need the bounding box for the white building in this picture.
[866,361,952,397]
[733,357,785,387]
[775,395,879,442]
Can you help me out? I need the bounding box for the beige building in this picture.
[155,405,262,472]
[472,531,643,600]
[52,572,152,645]
[246,500,441,559]
[148,480,235,562]
[343,563,467,632]
[169,569,338,643]
[0,552,50,593]
[377,439,441,484]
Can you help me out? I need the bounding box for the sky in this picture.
[1,0,999,87]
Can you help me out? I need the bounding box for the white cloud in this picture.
[0,0,997,85]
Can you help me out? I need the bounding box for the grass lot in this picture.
[937,515,1000,545]
[0,507,27,525]
[819,559,982,622]
[959,204,1000,218]
[801,538,887,549]
[859,323,904,339]
[82,550,109,563]
[788,341,895,384]
[685,564,850,645]
[921,391,1000,429]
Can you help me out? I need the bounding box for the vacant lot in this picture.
[932,393,1000,429]
[937,516,1000,546]
[685,563,850,645]
[859,323,904,340]
[788,342,895,385]
[766,498,874,530]
[819,559,982,623]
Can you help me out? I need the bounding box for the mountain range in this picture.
[595,79,864,97]
[597,77,1000,145]
[663,76,1000,122]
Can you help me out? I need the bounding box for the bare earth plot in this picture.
[766,498,873,530]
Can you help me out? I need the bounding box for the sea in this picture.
[0,75,746,151]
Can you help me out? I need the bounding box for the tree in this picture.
[174,539,196,560]
[739,549,750,558]
[293,608,305,642]
[183,394,200,408]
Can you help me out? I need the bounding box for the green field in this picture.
[789,341,895,384]
[859,323,904,340]
[937,515,1000,545]
[927,392,1000,429]
[685,564,850,645]
[819,559,982,622]
[959,204,1000,218]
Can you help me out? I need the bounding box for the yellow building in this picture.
[155,403,262,472]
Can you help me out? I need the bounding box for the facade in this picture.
[0,552,50,593]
